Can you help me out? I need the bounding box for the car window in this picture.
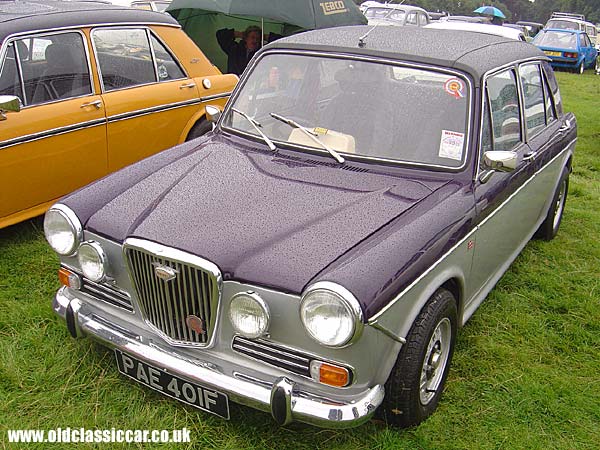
[0,43,23,99]
[480,96,492,160]
[487,69,521,151]
[546,19,580,31]
[225,53,470,168]
[533,30,578,49]
[15,32,92,106]
[541,70,557,124]
[93,28,156,91]
[581,34,591,47]
[542,61,563,115]
[149,34,186,81]
[418,13,428,26]
[406,12,418,26]
[520,64,545,138]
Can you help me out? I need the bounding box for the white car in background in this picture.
[364,4,430,27]
[426,21,526,41]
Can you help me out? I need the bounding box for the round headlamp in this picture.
[229,292,270,338]
[44,205,82,256]
[77,241,107,282]
[300,282,363,347]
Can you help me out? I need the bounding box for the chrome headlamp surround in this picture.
[300,281,364,348]
[43,204,82,256]
[229,291,271,339]
[77,241,108,283]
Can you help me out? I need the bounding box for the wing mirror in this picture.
[483,151,518,173]
[0,95,21,121]
[205,105,222,124]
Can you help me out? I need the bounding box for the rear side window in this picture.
[520,64,545,138]
[542,61,563,115]
[487,69,521,151]
[93,28,156,91]
[150,35,186,81]
[16,32,92,106]
[0,43,23,99]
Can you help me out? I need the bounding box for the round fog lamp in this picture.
[44,206,81,256]
[77,241,107,282]
[229,292,270,338]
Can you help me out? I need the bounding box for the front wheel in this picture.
[185,119,212,142]
[379,288,457,428]
[578,62,585,74]
[535,166,569,240]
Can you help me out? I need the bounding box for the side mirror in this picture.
[205,105,222,124]
[483,150,518,173]
[0,95,21,121]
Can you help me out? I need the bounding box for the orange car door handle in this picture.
[179,82,196,89]
[80,100,103,109]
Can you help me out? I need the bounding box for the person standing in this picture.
[216,26,262,76]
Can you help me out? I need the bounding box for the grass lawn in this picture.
[1,71,599,449]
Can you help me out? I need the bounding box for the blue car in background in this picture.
[533,28,598,74]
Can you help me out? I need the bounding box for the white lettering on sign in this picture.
[320,1,348,15]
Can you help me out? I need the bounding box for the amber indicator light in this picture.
[58,267,72,286]
[319,363,349,387]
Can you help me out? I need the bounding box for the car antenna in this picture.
[358,0,405,48]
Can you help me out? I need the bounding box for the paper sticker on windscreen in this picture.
[439,130,464,161]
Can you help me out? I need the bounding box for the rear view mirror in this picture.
[0,95,21,120]
[205,105,222,124]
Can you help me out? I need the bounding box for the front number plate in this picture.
[115,350,230,419]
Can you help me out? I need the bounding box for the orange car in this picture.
[0,0,237,229]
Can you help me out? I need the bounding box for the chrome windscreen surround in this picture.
[123,238,223,348]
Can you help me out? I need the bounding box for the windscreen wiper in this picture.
[269,112,345,164]
[231,108,276,151]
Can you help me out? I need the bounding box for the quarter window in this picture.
[93,28,156,91]
[487,69,521,151]
[541,71,557,124]
[406,12,418,25]
[150,35,185,81]
[542,61,562,115]
[0,43,23,99]
[15,32,92,106]
[520,64,545,138]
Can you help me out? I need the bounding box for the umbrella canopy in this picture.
[168,0,367,73]
[473,6,506,19]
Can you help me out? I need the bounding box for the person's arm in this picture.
[216,28,239,55]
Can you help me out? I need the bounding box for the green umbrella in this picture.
[167,0,367,72]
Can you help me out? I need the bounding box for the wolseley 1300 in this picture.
[45,26,576,428]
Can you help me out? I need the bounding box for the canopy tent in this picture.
[167,0,367,73]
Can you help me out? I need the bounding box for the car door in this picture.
[91,27,201,172]
[468,67,538,301]
[580,33,596,67]
[0,31,106,227]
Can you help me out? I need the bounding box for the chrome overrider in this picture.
[53,287,384,428]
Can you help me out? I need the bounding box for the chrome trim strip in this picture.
[200,92,231,102]
[233,338,310,364]
[0,118,105,149]
[219,49,473,172]
[106,98,202,123]
[81,281,134,312]
[370,142,574,322]
[232,343,309,370]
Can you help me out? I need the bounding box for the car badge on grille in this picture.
[186,315,206,335]
[152,263,177,282]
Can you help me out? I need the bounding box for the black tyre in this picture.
[185,119,211,142]
[535,167,569,241]
[379,288,457,428]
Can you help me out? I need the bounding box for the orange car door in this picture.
[91,27,201,172]
[0,31,107,227]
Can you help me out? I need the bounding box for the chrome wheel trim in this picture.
[419,317,452,405]
[553,178,567,230]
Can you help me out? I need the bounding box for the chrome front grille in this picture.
[80,278,133,312]
[232,337,311,377]
[124,239,222,347]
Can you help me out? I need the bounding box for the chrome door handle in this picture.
[179,82,196,89]
[557,119,571,133]
[81,100,102,109]
[523,152,537,161]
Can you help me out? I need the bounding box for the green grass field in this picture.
[1,71,599,449]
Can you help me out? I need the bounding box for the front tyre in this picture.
[380,288,457,428]
[578,61,585,74]
[185,119,212,142]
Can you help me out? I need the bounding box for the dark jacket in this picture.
[216,28,258,76]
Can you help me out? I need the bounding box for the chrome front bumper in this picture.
[53,287,384,428]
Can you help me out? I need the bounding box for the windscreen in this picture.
[534,30,578,49]
[224,53,470,168]
[546,20,581,31]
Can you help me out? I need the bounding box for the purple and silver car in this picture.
[45,26,576,428]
